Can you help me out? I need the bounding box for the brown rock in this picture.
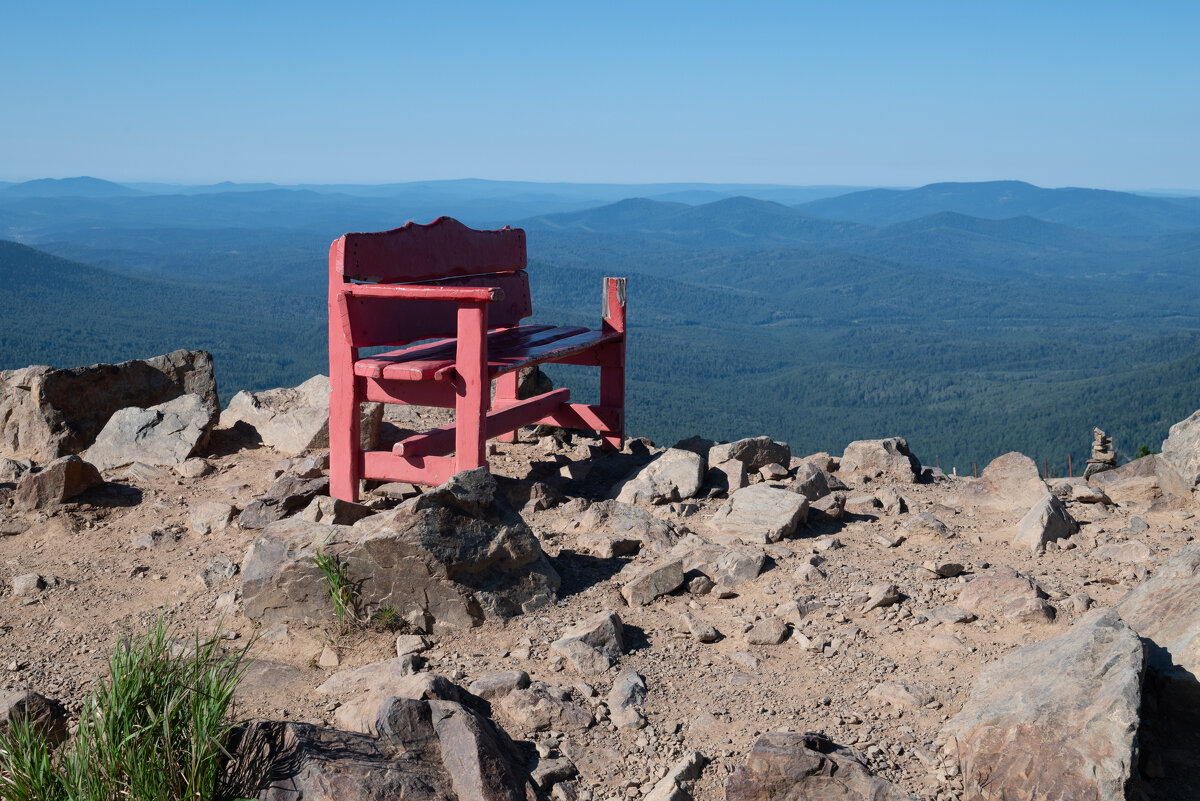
[621,559,685,606]
[839,437,920,484]
[726,731,915,801]
[13,454,102,510]
[953,451,1047,512]
[0,690,69,746]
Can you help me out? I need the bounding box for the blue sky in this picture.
[2,1,1196,189]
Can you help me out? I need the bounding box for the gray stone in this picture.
[0,458,28,483]
[11,573,44,596]
[499,681,594,733]
[621,559,685,606]
[875,486,905,515]
[531,757,578,791]
[787,460,843,501]
[839,437,920,484]
[1012,491,1079,553]
[705,457,748,496]
[299,495,375,525]
[953,451,1048,512]
[867,681,934,710]
[956,566,1055,623]
[726,731,916,801]
[1158,408,1200,497]
[13,454,102,510]
[221,374,383,455]
[318,666,474,735]
[468,670,530,700]
[608,669,647,729]
[808,491,846,522]
[941,608,1144,801]
[1094,540,1153,564]
[864,582,902,611]
[0,350,217,462]
[242,469,559,631]
[679,610,719,643]
[745,617,789,645]
[644,750,708,801]
[197,555,238,589]
[175,457,213,478]
[189,500,235,534]
[615,448,705,505]
[395,634,431,656]
[708,436,790,473]
[551,610,624,675]
[84,393,217,471]
[570,499,681,558]
[711,484,808,543]
[238,475,330,529]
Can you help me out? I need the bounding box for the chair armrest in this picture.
[341,284,504,303]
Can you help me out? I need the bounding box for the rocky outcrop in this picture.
[84,393,217,471]
[235,695,536,801]
[0,350,217,462]
[839,437,920,484]
[708,436,791,474]
[241,469,560,631]
[567,499,681,558]
[1157,409,1200,498]
[614,448,704,505]
[710,484,808,543]
[726,731,916,801]
[220,374,383,455]
[941,608,1144,801]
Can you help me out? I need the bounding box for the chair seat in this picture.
[354,324,622,382]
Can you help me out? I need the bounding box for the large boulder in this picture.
[952,451,1048,513]
[940,608,1144,801]
[839,437,920,484]
[708,436,790,473]
[13,454,102,510]
[220,374,383,455]
[614,448,704,505]
[0,350,217,462]
[1158,410,1200,498]
[710,484,808,543]
[235,695,536,801]
[83,393,217,471]
[726,731,915,801]
[241,469,559,632]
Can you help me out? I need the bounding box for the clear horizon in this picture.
[3,2,1197,189]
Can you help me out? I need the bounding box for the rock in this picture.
[759,462,789,480]
[175,457,213,478]
[11,572,44,596]
[787,460,843,501]
[299,495,375,525]
[615,448,704,505]
[551,611,625,675]
[13,454,102,510]
[941,608,1144,801]
[395,634,431,657]
[726,731,916,801]
[706,458,748,496]
[927,605,976,624]
[621,560,685,606]
[0,690,69,746]
[839,437,920,484]
[745,617,789,645]
[469,670,530,700]
[711,484,808,543]
[189,500,235,534]
[844,493,881,515]
[902,512,953,540]
[196,555,237,588]
[0,350,217,462]
[956,566,1054,622]
[608,669,647,729]
[921,561,964,578]
[954,451,1048,512]
[241,469,560,631]
[1104,476,1162,506]
[239,694,537,801]
[679,610,720,643]
[708,436,790,473]
[1094,540,1153,564]
[875,486,905,514]
[238,475,331,529]
[318,666,477,735]
[1117,544,1200,706]
[1158,409,1200,497]
[1012,491,1079,553]
[531,756,578,791]
[0,458,29,483]
[867,681,934,710]
[84,393,217,471]
[221,374,383,455]
[644,750,708,801]
[571,500,681,558]
[317,645,340,669]
[1072,483,1112,504]
[864,582,901,611]
[668,540,767,587]
[1090,454,1160,487]
[499,682,594,733]
[808,491,846,522]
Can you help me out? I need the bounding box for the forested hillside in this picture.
[2,178,1197,471]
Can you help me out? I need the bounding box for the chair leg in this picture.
[329,378,361,502]
[600,362,625,450]
[455,302,489,471]
[600,276,627,450]
[495,372,519,443]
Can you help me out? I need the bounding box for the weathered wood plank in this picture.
[335,216,526,283]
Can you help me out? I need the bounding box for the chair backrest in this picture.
[330,217,532,348]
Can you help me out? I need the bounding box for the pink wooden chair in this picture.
[327,216,626,501]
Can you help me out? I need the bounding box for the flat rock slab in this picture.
[1117,543,1200,699]
[941,608,1144,801]
[711,484,808,543]
[85,393,217,471]
[568,499,681,558]
[726,731,916,801]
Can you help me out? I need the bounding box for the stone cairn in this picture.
[1084,427,1117,479]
